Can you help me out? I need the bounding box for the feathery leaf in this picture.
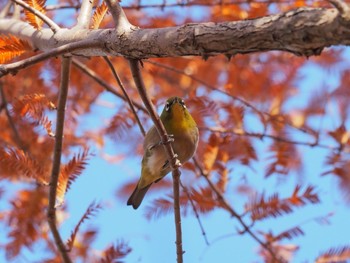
[57,149,90,204]
[100,240,132,263]
[91,1,108,29]
[0,34,32,63]
[23,0,46,29]
[66,201,102,251]
[316,246,350,263]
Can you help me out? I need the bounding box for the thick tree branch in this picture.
[47,57,72,263]
[128,59,184,263]
[1,7,350,59]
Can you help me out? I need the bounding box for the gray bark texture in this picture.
[0,7,349,59]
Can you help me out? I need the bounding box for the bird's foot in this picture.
[173,154,182,168]
[148,134,174,151]
[162,134,174,144]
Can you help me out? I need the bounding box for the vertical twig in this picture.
[47,57,72,263]
[128,59,184,263]
[103,56,146,136]
[180,181,210,245]
[0,1,12,18]
[0,82,26,151]
[74,0,94,29]
[104,0,133,32]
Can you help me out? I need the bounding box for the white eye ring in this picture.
[165,103,170,111]
[180,100,186,108]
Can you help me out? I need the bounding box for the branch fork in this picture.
[329,0,350,22]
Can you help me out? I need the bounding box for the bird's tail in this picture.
[127,184,152,209]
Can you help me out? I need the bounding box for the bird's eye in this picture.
[180,99,186,108]
[165,102,170,111]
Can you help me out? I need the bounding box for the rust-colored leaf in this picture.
[246,185,319,221]
[100,241,132,263]
[23,0,46,29]
[316,246,350,263]
[91,1,108,29]
[57,149,90,204]
[203,133,220,173]
[0,34,32,63]
[0,147,48,184]
[66,201,102,251]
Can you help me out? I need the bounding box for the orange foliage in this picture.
[1,0,350,262]
[23,0,46,29]
[90,1,108,29]
[0,34,32,63]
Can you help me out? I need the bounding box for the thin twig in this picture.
[0,1,13,18]
[193,157,282,263]
[146,60,311,135]
[74,0,94,29]
[0,82,26,151]
[0,39,102,77]
[128,59,184,263]
[201,126,338,150]
[12,2,21,19]
[47,57,72,263]
[179,180,210,246]
[145,60,261,114]
[11,0,60,33]
[103,57,146,136]
[71,58,147,113]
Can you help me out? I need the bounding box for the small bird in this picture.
[127,97,199,209]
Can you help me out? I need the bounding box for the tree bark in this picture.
[0,7,350,59]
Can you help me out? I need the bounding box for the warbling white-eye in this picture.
[127,97,199,209]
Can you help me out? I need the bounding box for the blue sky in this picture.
[1,1,350,263]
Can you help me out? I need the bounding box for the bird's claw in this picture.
[162,134,174,144]
[148,134,175,151]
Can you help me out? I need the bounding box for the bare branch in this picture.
[43,0,322,12]
[11,0,60,33]
[0,1,13,18]
[128,59,184,263]
[201,126,338,150]
[2,7,350,59]
[193,157,283,262]
[329,0,350,20]
[12,2,21,19]
[0,39,102,77]
[104,0,134,32]
[71,58,147,113]
[180,181,210,246]
[0,82,26,151]
[146,60,311,135]
[74,0,94,29]
[47,57,72,263]
[103,57,146,136]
